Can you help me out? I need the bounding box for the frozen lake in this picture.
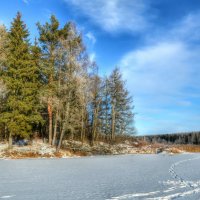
[0,154,200,200]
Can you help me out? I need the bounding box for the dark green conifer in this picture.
[1,12,42,147]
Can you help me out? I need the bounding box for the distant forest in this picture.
[0,12,135,150]
[140,132,200,145]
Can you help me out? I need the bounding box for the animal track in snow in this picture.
[107,156,200,200]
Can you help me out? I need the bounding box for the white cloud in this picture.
[117,10,200,134]
[120,41,200,96]
[65,0,153,33]
[86,32,96,44]
[22,0,29,4]
[120,11,200,100]
[89,52,96,62]
[145,11,200,44]
[171,12,200,41]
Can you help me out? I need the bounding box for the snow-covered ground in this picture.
[0,154,200,200]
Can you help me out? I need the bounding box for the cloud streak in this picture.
[85,32,96,44]
[22,0,29,4]
[65,0,154,33]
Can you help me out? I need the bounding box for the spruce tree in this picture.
[99,77,111,137]
[1,12,42,147]
[109,68,135,139]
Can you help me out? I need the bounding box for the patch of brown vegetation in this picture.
[1,150,63,159]
[175,145,200,153]
[167,147,182,154]
[71,150,89,157]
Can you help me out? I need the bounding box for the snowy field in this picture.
[0,154,200,200]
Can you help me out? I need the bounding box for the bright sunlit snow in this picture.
[0,155,200,200]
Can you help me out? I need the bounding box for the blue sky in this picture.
[1,0,200,135]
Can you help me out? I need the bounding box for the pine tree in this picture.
[1,12,42,147]
[37,15,60,145]
[108,68,135,140]
[30,38,44,129]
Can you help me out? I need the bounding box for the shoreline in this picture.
[0,139,199,160]
[0,152,197,161]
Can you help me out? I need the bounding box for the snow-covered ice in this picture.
[0,154,200,200]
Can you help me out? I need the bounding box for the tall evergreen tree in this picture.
[0,12,42,147]
[108,68,135,139]
[37,15,60,145]
[99,77,111,137]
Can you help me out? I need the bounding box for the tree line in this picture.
[140,131,200,145]
[0,12,135,150]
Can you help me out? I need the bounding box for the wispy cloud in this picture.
[120,41,200,96]
[119,11,200,134]
[22,0,29,4]
[43,9,53,19]
[145,11,200,44]
[171,12,200,42]
[84,32,96,63]
[89,52,96,62]
[65,0,154,33]
[85,32,96,44]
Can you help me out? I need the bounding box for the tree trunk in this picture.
[47,99,53,145]
[8,132,12,149]
[57,126,65,152]
[81,126,85,144]
[81,109,84,143]
[57,97,70,152]
[91,101,100,145]
[52,109,58,146]
[4,125,7,140]
[111,104,116,141]
[91,111,96,146]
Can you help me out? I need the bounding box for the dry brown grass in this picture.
[167,148,182,154]
[1,150,63,159]
[71,151,88,156]
[175,145,200,153]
